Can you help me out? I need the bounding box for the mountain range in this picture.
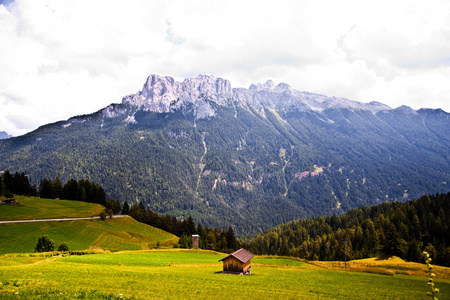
[1,74,449,234]
[0,131,12,140]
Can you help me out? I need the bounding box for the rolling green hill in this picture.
[0,197,178,254]
[0,196,105,221]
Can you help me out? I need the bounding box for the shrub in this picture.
[58,242,69,252]
[35,235,55,252]
[4,190,14,199]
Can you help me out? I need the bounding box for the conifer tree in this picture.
[2,170,13,193]
[53,177,63,199]
[62,178,78,200]
[122,201,130,215]
[39,178,54,199]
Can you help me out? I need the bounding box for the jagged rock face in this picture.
[122,75,183,112]
[121,74,232,119]
[121,74,393,121]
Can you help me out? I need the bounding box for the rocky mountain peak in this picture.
[121,74,232,117]
[120,74,401,121]
[248,79,275,92]
[182,74,232,96]
[394,105,419,115]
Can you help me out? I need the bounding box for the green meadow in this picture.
[1,250,449,299]
[0,196,105,220]
[0,197,178,254]
[1,197,449,299]
[0,217,178,254]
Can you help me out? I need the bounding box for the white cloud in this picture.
[1,0,450,136]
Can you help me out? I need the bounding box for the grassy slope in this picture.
[0,250,449,299]
[0,217,178,254]
[0,196,105,220]
[310,256,450,279]
[0,197,178,254]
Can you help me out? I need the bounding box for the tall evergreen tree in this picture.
[53,177,63,199]
[39,178,54,199]
[62,178,78,200]
[2,170,13,193]
[7,172,32,196]
[380,224,406,258]
[182,216,196,236]
[225,226,239,251]
[122,201,130,215]
[93,185,107,206]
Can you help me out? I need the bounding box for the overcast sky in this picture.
[1,0,450,136]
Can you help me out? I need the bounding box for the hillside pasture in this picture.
[310,256,450,279]
[0,217,178,255]
[1,250,449,299]
[0,196,105,220]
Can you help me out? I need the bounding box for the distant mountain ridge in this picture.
[1,74,449,234]
[118,74,392,118]
[0,131,12,140]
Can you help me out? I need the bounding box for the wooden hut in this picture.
[219,248,254,274]
[192,234,199,249]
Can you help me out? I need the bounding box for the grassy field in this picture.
[0,249,449,299]
[311,256,450,279]
[1,197,449,299]
[0,197,178,254]
[0,196,105,220]
[0,216,178,255]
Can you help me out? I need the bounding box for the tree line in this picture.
[0,170,107,207]
[0,170,35,199]
[245,193,450,266]
[126,202,240,253]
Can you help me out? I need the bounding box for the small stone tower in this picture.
[192,234,200,249]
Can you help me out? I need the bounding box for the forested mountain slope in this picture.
[0,75,449,234]
[245,193,450,266]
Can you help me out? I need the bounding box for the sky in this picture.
[1,0,450,136]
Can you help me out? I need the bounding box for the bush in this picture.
[99,212,106,220]
[35,235,55,252]
[58,242,69,252]
[4,190,14,199]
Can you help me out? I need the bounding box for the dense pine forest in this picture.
[245,193,450,266]
[0,170,107,207]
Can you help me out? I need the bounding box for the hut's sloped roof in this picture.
[219,248,255,264]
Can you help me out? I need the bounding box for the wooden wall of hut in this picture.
[222,257,251,273]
